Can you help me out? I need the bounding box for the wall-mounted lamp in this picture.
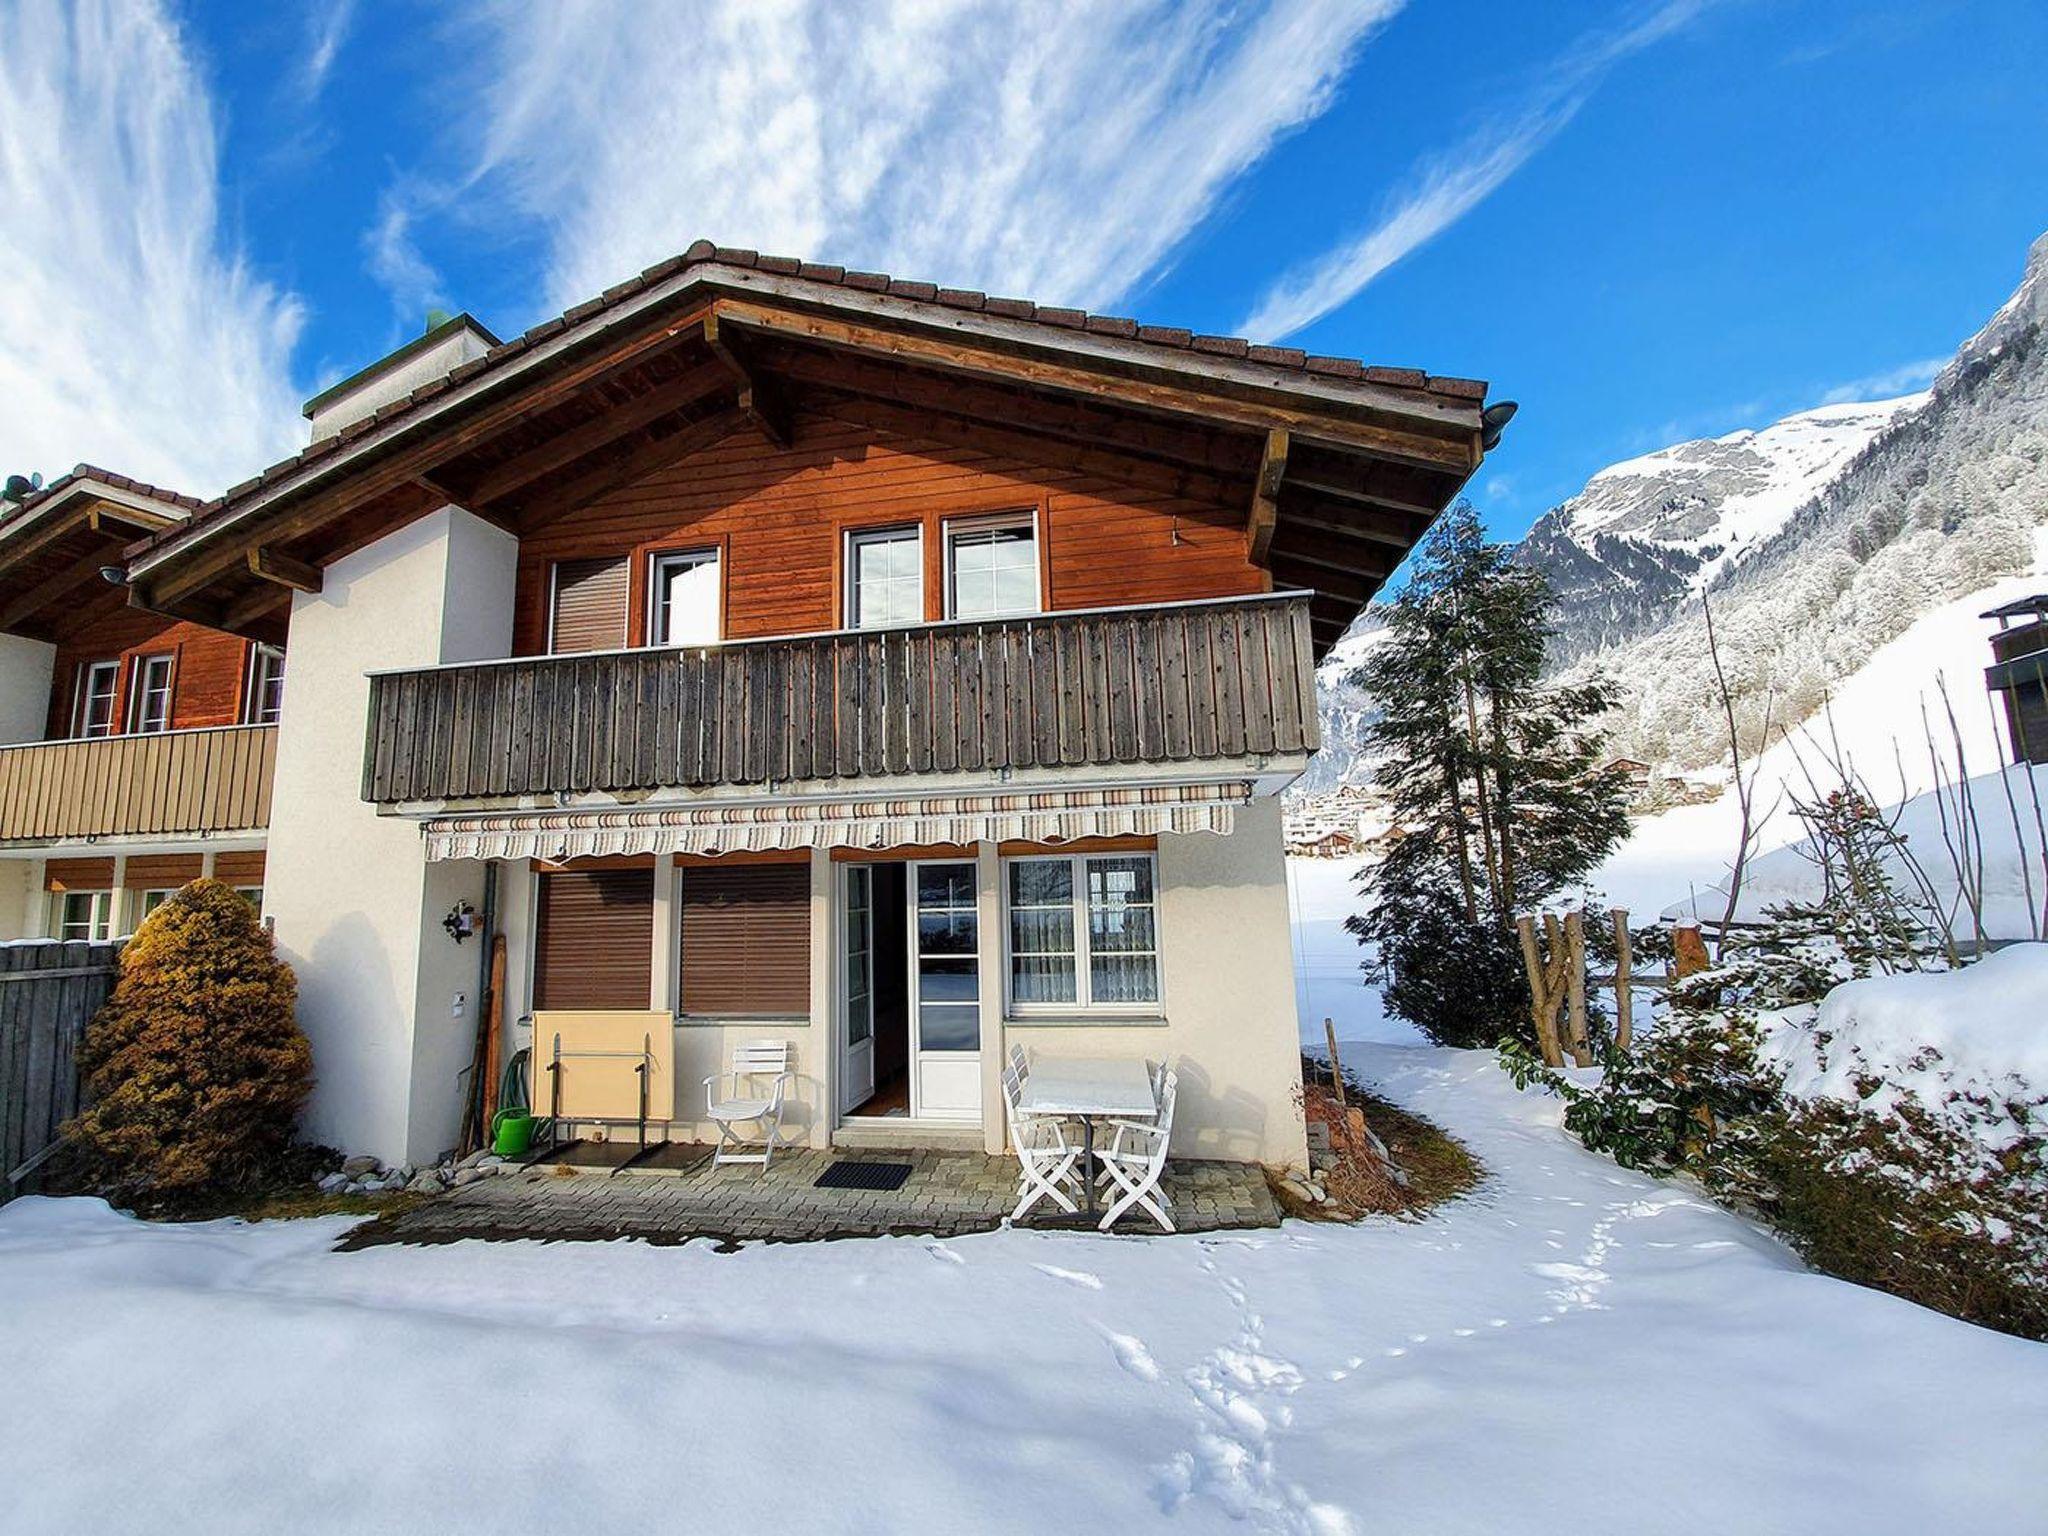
[442,900,479,944]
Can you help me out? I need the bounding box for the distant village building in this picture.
[1984,595,2048,765]
[1601,757,1654,794]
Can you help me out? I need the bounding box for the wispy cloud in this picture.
[293,0,355,106]
[1239,0,1714,340]
[1818,356,1945,405]
[415,0,1400,317]
[0,0,305,496]
[365,181,450,326]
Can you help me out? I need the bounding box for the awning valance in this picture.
[420,782,1251,862]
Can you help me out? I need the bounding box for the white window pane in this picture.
[950,523,1037,619]
[654,553,720,645]
[851,530,921,628]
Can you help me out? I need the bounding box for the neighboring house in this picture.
[1984,595,2048,764]
[1601,756,1654,794]
[0,469,280,941]
[39,243,1490,1170]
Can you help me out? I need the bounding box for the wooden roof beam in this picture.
[139,304,717,610]
[222,581,293,634]
[764,344,1262,477]
[703,313,792,448]
[1247,428,1288,568]
[455,359,734,508]
[246,545,322,594]
[1268,525,1400,583]
[713,299,1476,474]
[510,407,745,533]
[0,548,114,632]
[1277,486,1427,550]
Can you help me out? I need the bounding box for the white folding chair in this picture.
[704,1040,793,1171]
[1096,1068,1177,1232]
[1003,1062,1081,1222]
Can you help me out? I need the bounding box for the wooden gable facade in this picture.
[123,243,1493,663]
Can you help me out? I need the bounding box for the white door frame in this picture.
[838,862,877,1114]
[907,856,983,1123]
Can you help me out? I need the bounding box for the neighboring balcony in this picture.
[0,724,278,846]
[362,592,1320,806]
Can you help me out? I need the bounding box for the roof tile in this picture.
[1191,335,1250,358]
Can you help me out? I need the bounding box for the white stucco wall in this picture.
[0,632,56,745]
[0,857,40,939]
[265,507,516,1164]
[1001,797,1308,1167]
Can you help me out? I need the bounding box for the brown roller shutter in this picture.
[680,862,810,1016]
[549,556,630,654]
[534,867,654,1009]
[125,854,204,889]
[213,851,267,884]
[45,857,114,892]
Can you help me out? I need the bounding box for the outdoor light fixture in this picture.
[442,901,479,944]
[99,565,127,586]
[1481,400,1520,450]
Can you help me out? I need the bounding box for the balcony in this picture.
[0,724,278,845]
[363,592,1319,806]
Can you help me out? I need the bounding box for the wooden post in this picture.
[1611,909,1633,1051]
[1323,1017,1348,1113]
[1514,913,1566,1067]
[1672,923,1711,979]
[481,934,507,1130]
[1562,910,1592,1067]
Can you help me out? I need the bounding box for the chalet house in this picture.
[0,470,278,940]
[11,243,1489,1170]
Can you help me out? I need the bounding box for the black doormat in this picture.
[814,1159,914,1192]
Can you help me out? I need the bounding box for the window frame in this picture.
[243,643,286,725]
[943,509,1042,622]
[72,660,120,739]
[1002,851,1163,1017]
[645,546,724,647]
[125,653,176,735]
[843,523,924,631]
[54,889,113,941]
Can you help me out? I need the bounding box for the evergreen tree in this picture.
[67,880,311,1195]
[1348,502,1631,1046]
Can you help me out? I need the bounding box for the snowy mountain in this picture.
[1519,396,1925,663]
[1300,226,2048,795]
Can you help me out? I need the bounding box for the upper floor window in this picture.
[72,661,119,738]
[127,655,175,734]
[648,549,721,646]
[244,644,285,725]
[946,513,1040,620]
[549,556,631,654]
[846,526,922,630]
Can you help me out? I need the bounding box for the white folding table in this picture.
[1015,1055,1157,1215]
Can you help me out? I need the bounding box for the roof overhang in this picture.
[0,474,192,639]
[123,253,1491,654]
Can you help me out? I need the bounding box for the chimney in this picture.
[302,312,500,441]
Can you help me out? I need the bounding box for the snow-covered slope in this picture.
[1593,541,2048,934]
[1520,395,1923,662]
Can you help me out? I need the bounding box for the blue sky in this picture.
[3,0,2044,543]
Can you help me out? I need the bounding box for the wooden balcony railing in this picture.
[363,592,1319,805]
[0,724,277,844]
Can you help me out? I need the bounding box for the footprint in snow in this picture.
[925,1243,965,1265]
[1102,1329,1163,1382]
[1033,1263,1104,1290]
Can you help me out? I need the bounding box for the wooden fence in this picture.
[363,592,1320,804]
[0,939,121,1203]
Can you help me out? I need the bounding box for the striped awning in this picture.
[419,781,1251,862]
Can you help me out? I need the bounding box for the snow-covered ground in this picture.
[6,865,2046,1533]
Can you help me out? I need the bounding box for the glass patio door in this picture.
[910,861,981,1120]
[840,864,876,1112]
